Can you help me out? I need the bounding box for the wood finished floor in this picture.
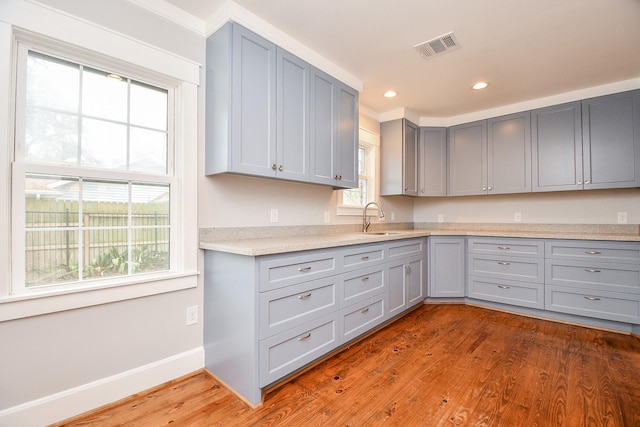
[52,304,640,426]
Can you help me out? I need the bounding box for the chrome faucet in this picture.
[362,201,385,233]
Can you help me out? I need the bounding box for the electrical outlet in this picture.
[324,211,330,223]
[390,212,395,221]
[514,212,522,222]
[618,212,628,224]
[186,306,198,326]
[270,208,278,223]
[437,214,444,223]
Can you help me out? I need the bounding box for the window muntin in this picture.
[342,146,371,207]
[15,47,174,293]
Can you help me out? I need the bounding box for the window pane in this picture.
[81,118,127,169]
[25,108,78,164]
[131,183,170,273]
[25,175,80,287]
[130,82,167,130]
[358,147,366,175]
[130,127,167,174]
[27,52,79,112]
[82,68,127,122]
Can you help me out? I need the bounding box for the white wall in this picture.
[0,1,203,425]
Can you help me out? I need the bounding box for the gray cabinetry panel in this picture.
[545,240,640,264]
[380,118,418,196]
[487,111,531,194]
[259,251,338,291]
[340,295,386,344]
[468,255,544,283]
[341,243,385,271]
[448,120,487,196]
[545,285,640,324]
[546,260,640,294]
[428,237,465,298]
[468,237,544,257]
[468,276,544,309]
[418,127,447,197]
[341,265,385,308]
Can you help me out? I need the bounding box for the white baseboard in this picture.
[0,346,205,427]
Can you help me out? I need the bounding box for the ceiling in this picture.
[163,0,640,119]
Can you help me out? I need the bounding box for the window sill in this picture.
[0,271,199,322]
[336,205,382,217]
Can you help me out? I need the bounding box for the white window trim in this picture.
[337,127,381,216]
[0,10,200,321]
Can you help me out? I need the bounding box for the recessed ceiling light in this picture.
[384,90,397,98]
[472,81,489,90]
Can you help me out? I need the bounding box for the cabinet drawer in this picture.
[340,295,385,344]
[341,244,385,271]
[387,238,425,259]
[545,240,640,264]
[546,260,640,294]
[259,314,339,387]
[468,238,544,258]
[468,255,544,283]
[259,277,339,339]
[260,251,338,291]
[545,285,640,324]
[341,265,385,308]
[468,276,544,309]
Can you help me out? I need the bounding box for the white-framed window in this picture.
[337,128,380,215]
[6,32,190,303]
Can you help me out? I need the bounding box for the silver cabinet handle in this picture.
[334,175,342,180]
[361,276,370,281]
[584,180,590,184]
[278,165,283,171]
[577,180,583,184]
[498,262,511,266]
[497,285,510,289]
[487,186,492,191]
[298,333,311,341]
[584,268,601,273]
[361,256,369,260]
[298,266,312,272]
[271,164,277,170]
[584,251,601,255]
[360,307,369,314]
[584,296,601,301]
[497,246,510,250]
[482,187,487,191]
[405,264,412,275]
[298,293,312,299]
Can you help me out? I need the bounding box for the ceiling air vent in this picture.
[414,32,460,59]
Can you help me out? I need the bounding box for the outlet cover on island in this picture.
[270,208,278,223]
[324,211,330,223]
[437,214,444,223]
[618,212,628,224]
[514,212,522,222]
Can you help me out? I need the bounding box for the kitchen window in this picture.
[10,40,177,295]
[337,128,380,215]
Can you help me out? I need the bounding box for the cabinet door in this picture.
[583,90,640,189]
[429,237,465,298]
[231,24,277,177]
[418,127,447,197]
[387,260,408,318]
[488,112,531,194]
[531,101,582,192]
[335,82,359,189]
[309,68,336,186]
[406,256,425,307]
[403,120,419,196]
[276,48,309,181]
[448,120,487,196]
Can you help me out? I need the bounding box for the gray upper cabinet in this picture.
[206,23,277,178]
[487,112,531,194]
[582,90,640,189]
[206,22,357,188]
[309,67,359,189]
[448,120,487,196]
[380,119,419,196]
[532,90,640,192]
[531,101,584,191]
[418,127,447,197]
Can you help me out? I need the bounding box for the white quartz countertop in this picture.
[199,225,640,256]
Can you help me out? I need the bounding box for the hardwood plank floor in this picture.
[51,304,640,426]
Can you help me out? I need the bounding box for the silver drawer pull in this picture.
[497,246,510,250]
[361,276,370,281]
[497,285,510,290]
[584,251,601,255]
[584,268,601,273]
[584,296,601,301]
[360,307,370,314]
[298,293,312,299]
[298,266,312,272]
[361,256,369,261]
[498,262,511,266]
[298,333,311,341]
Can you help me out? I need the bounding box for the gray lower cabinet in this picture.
[428,237,465,297]
[467,237,545,309]
[205,21,357,188]
[532,89,640,192]
[204,238,426,405]
[545,240,640,323]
